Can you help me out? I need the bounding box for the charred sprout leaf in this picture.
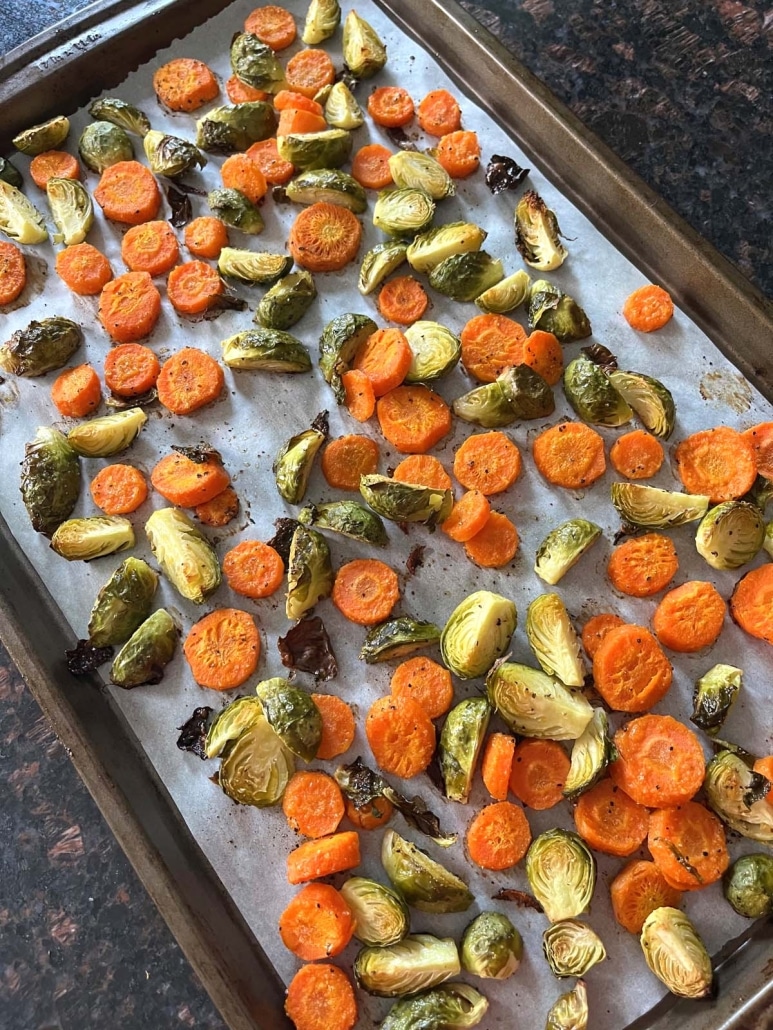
[360,474,452,528]
[360,618,441,663]
[342,11,387,78]
[88,557,159,647]
[218,248,293,284]
[143,130,205,178]
[319,313,377,402]
[526,593,585,688]
[607,369,676,439]
[208,187,264,234]
[385,125,419,151]
[78,121,133,172]
[461,912,522,980]
[324,80,364,128]
[256,271,317,330]
[219,709,294,807]
[723,854,773,919]
[691,664,742,737]
[404,321,461,383]
[65,639,114,676]
[0,180,47,245]
[543,920,606,978]
[563,709,613,799]
[406,545,425,575]
[13,116,69,155]
[545,980,588,1030]
[230,33,284,90]
[640,907,713,1000]
[487,662,593,740]
[298,500,388,546]
[497,364,555,419]
[704,750,773,843]
[89,97,150,136]
[166,183,191,227]
[51,516,134,561]
[611,483,709,528]
[205,696,264,759]
[441,591,517,681]
[440,698,491,804]
[302,0,341,44]
[515,190,568,271]
[266,517,300,565]
[382,829,473,913]
[389,151,455,200]
[355,934,460,997]
[528,279,591,342]
[46,178,93,246]
[68,408,147,458]
[526,829,596,923]
[582,343,617,368]
[0,157,23,189]
[534,518,602,586]
[221,328,311,373]
[1,316,81,377]
[476,269,531,314]
[358,240,408,295]
[255,677,322,762]
[486,154,529,195]
[373,187,435,237]
[286,168,367,212]
[340,877,410,947]
[110,608,178,688]
[274,412,328,504]
[277,129,353,171]
[176,706,213,759]
[381,983,488,1030]
[452,381,517,428]
[20,427,80,536]
[277,615,338,681]
[286,524,334,621]
[429,251,504,302]
[406,221,486,274]
[695,500,765,570]
[564,355,632,427]
[145,508,221,604]
[492,888,544,912]
[196,103,277,153]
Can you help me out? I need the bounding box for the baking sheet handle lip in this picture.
[0,510,291,1030]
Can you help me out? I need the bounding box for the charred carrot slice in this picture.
[153,57,219,112]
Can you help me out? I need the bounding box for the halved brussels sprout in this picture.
[340,877,410,946]
[525,829,596,922]
[46,178,93,246]
[611,483,710,528]
[277,129,352,171]
[389,151,455,200]
[286,168,367,212]
[51,516,135,561]
[640,907,713,999]
[440,698,491,803]
[67,408,147,458]
[302,0,341,43]
[221,328,311,372]
[607,369,676,439]
[545,980,588,1030]
[440,590,517,681]
[355,934,460,997]
[382,829,473,913]
[564,355,632,428]
[403,321,461,383]
[230,33,284,90]
[691,664,742,737]
[143,130,206,178]
[526,594,585,688]
[342,10,387,78]
[360,474,453,527]
[358,240,408,295]
[373,187,436,237]
[286,523,334,620]
[207,187,264,234]
[219,710,294,807]
[461,912,522,980]
[0,157,23,189]
[695,500,765,570]
[205,696,264,759]
[299,500,388,546]
[543,920,606,978]
[319,313,377,401]
[704,750,773,843]
[0,180,47,245]
[487,662,593,740]
[406,221,486,274]
[274,412,328,504]
[1,316,81,377]
[255,271,316,330]
[145,507,221,604]
[324,81,364,129]
[88,557,158,647]
[429,252,504,302]
[89,97,151,136]
[528,280,591,342]
[20,426,80,536]
[723,853,773,919]
[534,519,602,586]
[453,382,517,428]
[110,608,178,688]
[218,248,292,284]
[497,364,555,419]
[78,121,133,172]
[360,618,441,663]
[13,116,69,155]
[515,190,568,271]
[764,520,773,559]
[475,269,531,313]
[196,103,277,153]
[381,983,488,1030]
[563,709,613,799]
[256,677,322,762]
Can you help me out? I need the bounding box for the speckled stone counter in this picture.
[1,2,771,1029]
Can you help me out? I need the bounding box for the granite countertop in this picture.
[1,2,771,1029]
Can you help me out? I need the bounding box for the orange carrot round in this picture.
[244,5,297,50]
[223,540,285,599]
[622,284,674,332]
[376,385,452,454]
[55,242,112,296]
[393,454,452,491]
[285,963,357,1030]
[389,656,454,720]
[285,49,335,99]
[283,771,345,838]
[652,580,726,653]
[332,558,400,626]
[104,343,160,398]
[184,216,229,260]
[29,150,80,189]
[377,276,429,326]
[183,608,260,691]
[90,464,148,515]
[365,695,436,780]
[153,57,219,112]
[194,486,240,527]
[225,76,270,104]
[453,431,522,496]
[167,261,225,316]
[609,714,705,808]
[742,422,773,480]
[0,241,26,306]
[460,313,527,383]
[246,138,296,185]
[610,429,664,480]
[342,369,376,422]
[279,883,354,960]
[610,860,684,934]
[480,733,516,802]
[436,129,481,178]
[287,831,361,885]
[466,801,531,871]
[345,795,393,831]
[351,144,394,190]
[51,363,102,418]
[464,511,519,568]
[441,490,491,542]
[508,738,570,811]
[368,86,415,128]
[321,435,380,491]
[93,161,161,225]
[156,347,224,415]
[288,202,362,272]
[312,694,356,761]
[98,270,161,343]
[573,778,650,856]
[151,450,230,508]
[352,327,413,397]
[674,425,757,502]
[731,564,773,645]
[592,623,672,712]
[221,153,268,204]
[521,330,563,386]
[417,89,461,137]
[274,91,325,116]
[648,802,729,891]
[121,220,179,276]
[277,108,328,136]
[532,421,606,490]
[607,533,679,598]
[581,612,625,659]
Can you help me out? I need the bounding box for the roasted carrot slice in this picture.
[610,860,683,934]
[480,733,516,802]
[153,57,219,112]
[509,739,570,811]
[121,219,179,276]
[752,756,773,808]
[345,796,393,831]
[441,490,491,542]
[417,89,461,137]
[377,276,429,326]
[285,48,335,98]
[321,435,379,491]
[51,363,101,418]
[29,150,80,188]
[90,464,148,515]
[674,425,757,502]
[466,801,531,870]
[288,202,362,272]
[274,90,325,115]
[279,883,354,960]
[652,581,726,653]
[332,559,400,626]
[184,216,229,259]
[610,429,664,480]
[464,511,519,568]
[521,330,563,386]
[156,347,224,415]
[246,138,296,185]
[648,802,729,891]
[225,76,270,104]
[368,86,415,128]
[592,623,672,712]
[167,260,225,315]
[221,153,268,203]
[286,831,361,885]
[730,564,773,645]
[622,284,674,332]
[532,421,606,490]
[312,694,356,761]
[351,144,394,190]
[460,313,527,383]
[436,130,481,178]
[277,108,328,136]
[573,778,650,856]
[93,161,161,225]
[453,431,522,496]
[104,343,160,398]
[376,385,452,454]
[223,540,285,599]
[183,608,260,691]
[389,657,454,720]
[285,963,357,1030]
[244,5,297,50]
[365,695,436,779]
[193,486,240,528]
[342,369,376,423]
[98,270,161,343]
[393,455,452,491]
[609,714,705,808]
[607,533,679,598]
[352,327,413,397]
[581,612,625,659]
[151,450,230,508]
[56,242,112,296]
[283,771,345,838]
[742,422,773,480]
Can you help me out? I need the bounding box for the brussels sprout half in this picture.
[487,662,593,740]
[256,677,322,762]
[476,269,531,313]
[286,168,367,213]
[0,180,47,245]
[277,129,352,171]
[440,698,491,803]
[51,516,135,561]
[218,248,292,285]
[145,508,221,604]
[0,156,23,189]
[453,382,518,429]
[528,279,591,342]
[221,328,311,372]
[764,519,773,559]
[373,187,436,237]
[89,97,151,136]
[319,312,378,402]
[406,221,487,274]
[1,316,81,377]
[143,130,206,178]
[302,0,341,44]
[515,190,568,271]
[389,151,455,200]
[218,710,295,807]
[360,618,441,663]
[543,920,606,978]
[545,980,588,1030]
[690,664,742,737]
[403,321,461,383]
[695,500,765,570]
[286,524,334,620]
[67,408,147,458]
[607,369,676,439]
[360,474,453,527]
[381,983,489,1030]
[230,33,284,90]
[534,519,602,586]
[340,877,410,946]
[640,907,713,999]
[563,709,613,800]
[355,933,460,997]
[110,608,178,688]
[382,829,473,913]
[256,272,317,331]
[723,853,773,919]
[342,10,387,78]
[611,483,709,528]
[461,912,522,980]
[78,121,133,172]
[704,750,773,843]
[274,412,329,504]
[299,501,388,547]
[208,187,264,234]
[13,115,70,155]
[88,557,159,647]
[324,81,364,129]
[497,364,555,419]
[440,590,517,680]
[358,240,408,295]
[205,695,264,759]
[20,426,81,536]
[46,177,93,247]
[526,593,585,687]
[526,829,596,923]
[429,251,504,302]
[196,103,277,153]
[564,355,632,428]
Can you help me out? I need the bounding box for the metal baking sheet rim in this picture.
[0,1,771,1028]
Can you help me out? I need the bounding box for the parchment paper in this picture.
[2,1,771,1026]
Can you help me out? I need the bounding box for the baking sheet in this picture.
[1,1,771,1026]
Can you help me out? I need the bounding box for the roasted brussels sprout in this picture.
[389,151,455,200]
[221,328,311,372]
[461,912,522,980]
[723,853,773,918]
[143,130,206,178]
[695,500,765,570]
[277,129,352,171]
[78,120,133,172]
[0,180,47,244]
[324,80,364,129]
[564,355,632,428]
[487,662,593,740]
[382,830,473,913]
[640,908,713,999]
[691,664,742,736]
[406,221,487,274]
[110,608,178,688]
[340,877,410,946]
[355,933,460,997]
[145,507,221,605]
[515,190,568,271]
[299,500,388,546]
[256,677,322,762]
[475,269,531,313]
[526,593,585,687]
[342,10,387,78]
[89,97,151,136]
[319,312,377,401]
[286,523,334,620]
[497,364,555,419]
[607,369,676,438]
[360,618,441,663]
[219,710,294,807]
[526,829,596,922]
[302,0,341,43]
[255,271,317,330]
[360,474,453,527]
[218,248,293,284]
[381,983,489,1030]
[543,920,606,977]
[205,695,264,759]
[528,280,591,342]
[373,187,436,237]
[88,557,158,647]
[286,168,367,213]
[403,321,461,383]
[440,590,517,680]
[13,116,69,155]
[1,316,81,377]
[429,251,504,302]
[230,33,284,90]
[19,426,80,536]
[358,240,409,295]
[51,515,135,561]
[563,709,613,799]
[763,519,773,559]
[704,750,773,843]
[208,187,264,234]
[440,698,491,803]
[196,102,277,153]
[610,483,709,528]
[46,178,93,246]
[534,519,602,586]
[67,408,147,458]
[545,980,588,1030]
[274,412,328,504]
[0,157,23,189]
[452,381,517,428]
